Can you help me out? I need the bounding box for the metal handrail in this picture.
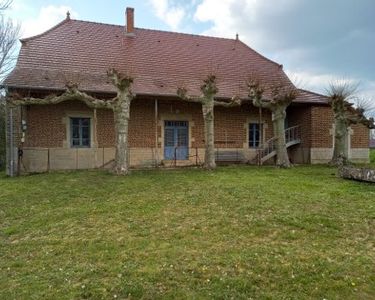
[257,125,301,163]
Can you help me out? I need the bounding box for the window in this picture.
[249,123,262,148]
[70,117,90,148]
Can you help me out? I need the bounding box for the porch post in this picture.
[258,106,262,166]
[154,99,159,165]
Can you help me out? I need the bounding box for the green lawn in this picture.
[1,166,374,299]
[370,149,375,164]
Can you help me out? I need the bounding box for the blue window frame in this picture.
[70,117,90,148]
[249,123,262,148]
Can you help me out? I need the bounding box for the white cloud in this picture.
[14,5,79,39]
[285,70,339,93]
[23,5,79,39]
[194,0,296,47]
[285,69,375,102]
[193,0,375,99]
[194,0,250,39]
[149,0,186,31]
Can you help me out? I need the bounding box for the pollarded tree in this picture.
[9,69,134,175]
[177,74,240,170]
[327,81,375,166]
[247,78,298,168]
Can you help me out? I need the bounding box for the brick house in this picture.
[3,8,370,175]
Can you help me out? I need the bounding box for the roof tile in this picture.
[5,18,327,104]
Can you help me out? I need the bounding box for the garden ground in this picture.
[0,165,374,299]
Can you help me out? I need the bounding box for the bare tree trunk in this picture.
[202,102,216,170]
[107,70,134,175]
[247,79,297,168]
[112,90,132,175]
[327,81,375,166]
[330,118,348,166]
[273,109,290,168]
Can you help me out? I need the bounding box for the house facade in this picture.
[3,8,370,175]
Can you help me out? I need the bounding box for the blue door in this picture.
[164,121,189,160]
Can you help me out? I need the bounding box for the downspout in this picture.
[258,106,262,166]
[154,99,159,166]
[9,107,14,177]
[93,108,98,166]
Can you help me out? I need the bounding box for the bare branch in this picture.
[176,86,201,103]
[346,106,375,129]
[354,96,375,117]
[247,78,271,109]
[270,84,299,106]
[0,7,20,80]
[327,80,374,129]
[107,68,134,94]
[0,0,12,12]
[9,84,115,109]
[214,95,241,107]
[326,79,358,102]
[200,74,218,96]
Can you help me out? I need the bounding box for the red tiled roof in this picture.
[295,89,329,104]
[4,17,327,105]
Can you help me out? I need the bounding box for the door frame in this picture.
[159,113,195,161]
[164,120,189,160]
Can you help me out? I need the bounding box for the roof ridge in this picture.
[135,26,238,42]
[50,18,241,42]
[298,88,328,98]
[21,18,70,43]
[69,18,124,29]
[237,40,283,69]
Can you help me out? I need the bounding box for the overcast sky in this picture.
[5,0,375,100]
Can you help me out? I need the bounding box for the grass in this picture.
[1,166,374,299]
[370,149,375,165]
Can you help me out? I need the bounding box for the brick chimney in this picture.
[126,7,135,35]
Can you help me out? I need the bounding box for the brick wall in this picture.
[287,105,312,148]
[215,103,273,148]
[21,98,276,150]
[16,97,369,160]
[310,105,369,149]
[23,101,77,147]
[351,123,369,148]
[310,106,333,148]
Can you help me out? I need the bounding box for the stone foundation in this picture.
[310,148,369,164]
[20,147,209,173]
[19,147,262,173]
[15,146,372,173]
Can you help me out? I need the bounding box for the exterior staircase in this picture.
[256,125,301,164]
